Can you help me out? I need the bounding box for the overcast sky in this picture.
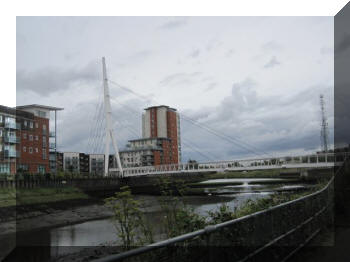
[16,16,334,162]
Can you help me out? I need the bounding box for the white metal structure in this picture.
[102,57,123,176]
[121,152,347,177]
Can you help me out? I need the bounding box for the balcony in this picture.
[4,150,20,158]
[4,136,20,143]
[4,122,21,129]
[49,131,56,137]
[49,143,56,150]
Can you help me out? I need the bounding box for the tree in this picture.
[105,186,153,250]
[158,178,206,238]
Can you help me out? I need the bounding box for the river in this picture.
[7,178,313,261]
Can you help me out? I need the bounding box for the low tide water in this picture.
[9,177,312,261]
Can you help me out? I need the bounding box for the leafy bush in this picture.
[105,186,154,250]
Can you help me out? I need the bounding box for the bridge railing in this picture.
[94,155,348,262]
[122,152,348,177]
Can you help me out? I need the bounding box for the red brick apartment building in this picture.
[0,104,62,175]
[120,105,181,167]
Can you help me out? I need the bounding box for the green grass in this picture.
[0,187,89,207]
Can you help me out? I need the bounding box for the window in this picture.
[37,165,45,174]
[24,120,27,127]
[17,164,28,172]
[29,147,33,154]
[42,149,47,159]
[38,111,46,118]
[23,146,26,152]
[0,163,10,174]
[35,148,38,153]
[35,135,38,141]
[30,122,33,128]
[5,117,15,124]
[23,133,27,139]
[35,122,38,128]
[42,136,47,148]
[29,135,33,141]
[0,115,2,122]
[0,129,2,137]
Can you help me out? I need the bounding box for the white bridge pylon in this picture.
[102,57,123,177]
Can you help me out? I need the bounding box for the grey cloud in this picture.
[225,49,235,57]
[17,61,100,96]
[188,49,200,58]
[320,46,333,55]
[128,49,153,60]
[159,19,187,30]
[204,82,217,92]
[261,41,283,51]
[181,78,333,159]
[206,39,222,52]
[263,56,281,69]
[159,72,202,86]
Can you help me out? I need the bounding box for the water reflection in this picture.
[199,178,289,184]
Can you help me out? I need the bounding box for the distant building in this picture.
[50,151,63,172]
[0,104,62,174]
[62,152,90,174]
[63,152,80,173]
[89,154,104,175]
[120,137,171,167]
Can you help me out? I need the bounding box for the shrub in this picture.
[105,186,154,250]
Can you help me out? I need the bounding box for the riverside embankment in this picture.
[0,168,330,261]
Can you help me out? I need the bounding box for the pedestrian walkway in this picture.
[290,187,350,262]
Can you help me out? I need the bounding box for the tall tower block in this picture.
[142,105,181,164]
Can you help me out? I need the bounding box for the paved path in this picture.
[290,187,350,262]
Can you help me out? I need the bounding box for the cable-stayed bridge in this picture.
[114,152,344,177]
[88,58,339,177]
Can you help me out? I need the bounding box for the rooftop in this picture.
[128,137,171,142]
[144,105,177,111]
[16,104,64,111]
[120,147,163,153]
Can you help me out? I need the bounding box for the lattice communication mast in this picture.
[320,94,329,152]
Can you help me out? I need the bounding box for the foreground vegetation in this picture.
[105,177,329,250]
[0,187,89,207]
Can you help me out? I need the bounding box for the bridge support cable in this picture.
[92,99,105,154]
[180,114,273,159]
[181,138,216,162]
[108,79,273,159]
[180,115,271,159]
[85,89,103,153]
[86,92,106,155]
